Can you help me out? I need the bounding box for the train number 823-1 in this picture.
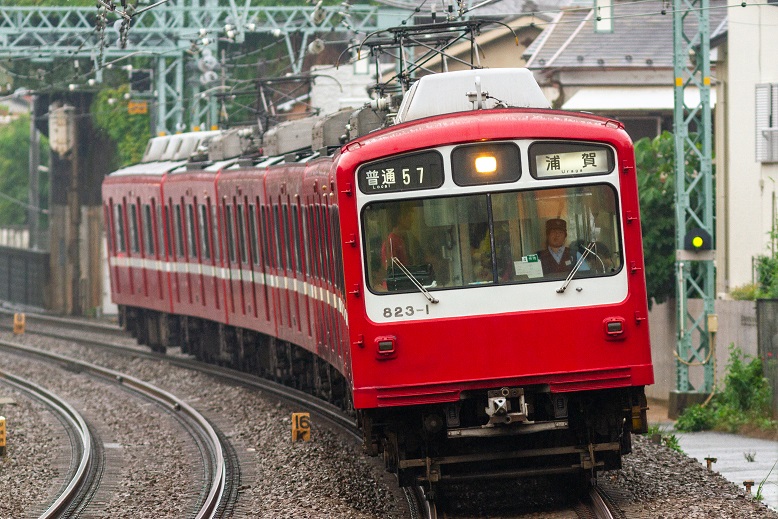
[383,305,430,318]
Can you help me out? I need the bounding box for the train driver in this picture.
[536,218,574,277]
[381,206,416,269]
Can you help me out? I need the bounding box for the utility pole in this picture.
[28,96,39,250]
[671,0,716,415]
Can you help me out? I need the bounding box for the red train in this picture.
[103,68,653,490]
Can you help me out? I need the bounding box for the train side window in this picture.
[210,201,220,262]
[104,204,115,253]
[174,203,184,259]
[199,204,211,261]
[128,203,140,254]
[319,205,331,282]
[143,204,155,256]
[260,205,273,269]
[292,205,303,274]
[330,206,344,291]
[248,204,260,266]
[237,203,248,264]
[225,203,236,263]
[155,202,165,258]
[282,204,293,272]
[272,205,283,270]
[187,203,197,259]
[114,202,126,253]
[301,205,311,277]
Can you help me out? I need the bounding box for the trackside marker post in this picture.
[13,313,24,335]
[0,416,6,456]
[291,412,311,442]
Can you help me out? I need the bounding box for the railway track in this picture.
[0,336,233,518]
[5,310,623,519]
[3,309,432,518]
[0,370,98,517]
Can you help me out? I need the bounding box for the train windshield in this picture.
[362,184,622,293]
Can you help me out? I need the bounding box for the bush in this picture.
[675,345,775,433]
[729,283,758,301]
[675,404,715,432]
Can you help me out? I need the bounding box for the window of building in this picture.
[756,83,778,162]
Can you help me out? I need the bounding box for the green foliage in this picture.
[675,345,776,433]
[91,85,151,168]
[754,251,778,299]
[674,403,716,431]
[635,131,676,308]
[644,425,685,453]
[730,283,759,301]
[0,114,49,227]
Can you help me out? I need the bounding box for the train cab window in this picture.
[362,184,623,294]
[199,204,211,261]
[128,203,140,254]
[142,204,155,256]
[225,204,236,263]
[114,203,126,253]
[237,204,248,264]
[248,204,260,266]
[186,203,197,259]
[173,203,185,259]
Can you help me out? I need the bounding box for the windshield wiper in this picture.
[557,241,595,294]
[391,256,439,304]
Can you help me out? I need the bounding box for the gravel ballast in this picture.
[1,326,775,518]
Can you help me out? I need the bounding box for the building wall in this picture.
[720,2,778,292]
[646,299,758,401]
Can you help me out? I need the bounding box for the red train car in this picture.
[103,68,653,490]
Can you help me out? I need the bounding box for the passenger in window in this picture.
[537,218,574,277]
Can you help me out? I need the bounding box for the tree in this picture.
[0,113,49,227]
[91,85,151,168]
[634,131,676,308]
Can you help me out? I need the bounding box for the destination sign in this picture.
[357,150,444,194]
[530,142,614,178]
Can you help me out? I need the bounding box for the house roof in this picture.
[524,0,728,71]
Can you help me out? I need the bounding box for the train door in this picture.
[236,199,254,318]
[223,199,242,317]
[169,199,184,306]
[247,201,261,319]
[270,202,286,330]
[142,202,164,302]
[283,199,302,333]
[299,203,313,338]
[307,198,326,362]
[201,198,220,312]
[127,198,144,296]
[108,198,126,295]
[184,200,197,305]
[258,203,274,325]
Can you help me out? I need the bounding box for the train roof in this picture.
[106,160,187,177]
[395,69,550,124]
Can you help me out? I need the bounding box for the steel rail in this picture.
[0,370,93,518]
[0,339,226,519]
[590,485,617,519]
[10,312,429,518]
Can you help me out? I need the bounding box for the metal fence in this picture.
[756,299,778,418]
[0,245,49,308]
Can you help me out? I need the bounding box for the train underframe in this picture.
[120,304,648,491]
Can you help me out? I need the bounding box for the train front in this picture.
[337,70,654,487]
